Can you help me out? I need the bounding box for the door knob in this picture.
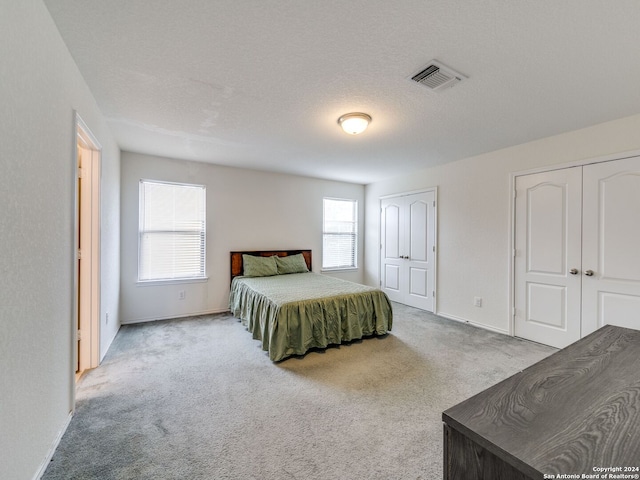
[569,268,579,275]
[584,270,594,276]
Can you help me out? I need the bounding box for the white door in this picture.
[581,157,640,334]
[381,197,404,303]
[381,191,436,311]
[514,167,583,348]
[514,156,640,349]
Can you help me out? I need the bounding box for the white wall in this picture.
[0,2,120,479]
[120,152,364,323]
[365,113,640,334]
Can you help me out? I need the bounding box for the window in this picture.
[323,198,357,270]
[138,180,206,282]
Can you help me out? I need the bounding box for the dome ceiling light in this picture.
[337,112,371,135]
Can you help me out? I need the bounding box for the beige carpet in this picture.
[43,303,555,479]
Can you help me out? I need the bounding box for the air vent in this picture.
[410,60,467,92]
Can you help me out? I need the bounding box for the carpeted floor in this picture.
[43,303,555,480]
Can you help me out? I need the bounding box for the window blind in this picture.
[139,180,206,281]
[323,198,357,269]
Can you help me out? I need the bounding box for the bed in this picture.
[229,250,393,361]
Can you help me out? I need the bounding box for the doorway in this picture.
[75,115,101,377]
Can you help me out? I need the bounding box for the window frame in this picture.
[322,197,358,271]
[137,179,207,284]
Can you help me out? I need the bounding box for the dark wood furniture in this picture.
[443,325,640,480]
[230,249,312,282]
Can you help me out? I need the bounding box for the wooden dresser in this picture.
[442,325,640,480]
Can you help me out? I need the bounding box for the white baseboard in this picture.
[121,308,230,325]
[33,412,73,480]
[436,311,510,336]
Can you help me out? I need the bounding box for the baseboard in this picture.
[33,411,73,480]
[121,308,230,325]
[436,312,510,336]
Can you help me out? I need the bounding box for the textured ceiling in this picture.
[44,0,640,184]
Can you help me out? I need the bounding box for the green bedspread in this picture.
[229,272,393,361]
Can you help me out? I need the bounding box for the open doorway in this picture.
[75,114,101,379]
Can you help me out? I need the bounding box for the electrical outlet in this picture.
[179,290,186,300]
[474,297,482,307]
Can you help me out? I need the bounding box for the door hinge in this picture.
[512,307,517,317]
[77,329,82,341]
[77,249,82,260]
[433,245,436,252]
[77,167,83,179]
[432,290,435,297]
[433,200,436,207]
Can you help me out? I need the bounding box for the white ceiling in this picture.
[44,0,640,184]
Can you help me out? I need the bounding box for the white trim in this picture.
[71,115,79,411]
[379,187,435,200]
[508,148,640,340]
[432,187,438,313]
[511,148,640,178]
[76,114,102,150]
[120,308,228,325]
[437,311,510,336]
[507,173,516,337]
[139,178,205,189]
[321,267,359,273]
[136,276,209,287]
[33,412,73,480]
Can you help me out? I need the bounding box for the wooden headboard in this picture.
[230,250,312,282]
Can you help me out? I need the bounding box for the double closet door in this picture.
[380,190,436,312]
[514,156,640,348]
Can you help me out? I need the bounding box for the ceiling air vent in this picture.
[410,60,467,92]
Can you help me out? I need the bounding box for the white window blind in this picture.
[323,198,357,269]
[139,180,206,282]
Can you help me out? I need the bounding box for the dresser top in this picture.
[443,325,640,477]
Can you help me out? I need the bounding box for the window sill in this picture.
[136,277,208,286]
[320,267,358,273]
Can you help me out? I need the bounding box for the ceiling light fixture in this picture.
[338,112,371,135]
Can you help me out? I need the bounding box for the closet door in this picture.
[381,197,404,304]
[405,191,435,311]
[581,156,640,334]
[380,191,436,311]
[514,168,583,348]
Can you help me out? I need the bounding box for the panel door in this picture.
[581,156,640,334]
[514,168,583,348]
[380,192,436,311]
[405,191,435,311]
[381,198,405,303]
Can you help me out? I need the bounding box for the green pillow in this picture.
[275,253,309,275]
[242,255,278,277]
